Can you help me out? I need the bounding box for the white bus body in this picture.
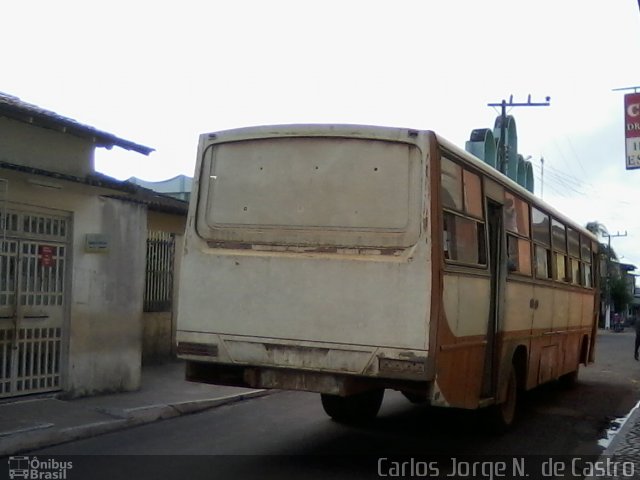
[176,124,598,426]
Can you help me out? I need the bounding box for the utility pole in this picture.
[540,157,544,199]
[602,230,628,329]
[487,95,551,176]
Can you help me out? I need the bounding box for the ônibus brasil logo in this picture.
[8,456,72,480]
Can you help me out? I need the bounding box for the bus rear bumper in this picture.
[185,360,432,397]
[176,332,432,381]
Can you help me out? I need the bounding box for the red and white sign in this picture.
[38,245,56,268]
[624,92,640,169]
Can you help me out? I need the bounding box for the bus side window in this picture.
[441,158,486,267]
[532,208,552,280]
[507,234,532,275]
[507,235,518,272]
[443,221,451,259]
[581,235,592,288]
[568,228,581,285]
[535,245,552,279]
[552,219,569,282]
[443,212,486,265]
[505,193,532,276]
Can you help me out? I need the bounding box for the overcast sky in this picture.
[3,1,640,266]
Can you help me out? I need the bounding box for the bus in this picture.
[176,124,599,428]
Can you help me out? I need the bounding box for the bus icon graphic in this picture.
[8,456,30,479]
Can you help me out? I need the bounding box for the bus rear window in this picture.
[196,136,422,248]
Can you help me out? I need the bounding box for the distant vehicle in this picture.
[613,313,624,332]
[176,124,600,428]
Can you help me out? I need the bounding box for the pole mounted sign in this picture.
[624,92,640,169]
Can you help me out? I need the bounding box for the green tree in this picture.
[586,220,617,267]
[610,275,633,314]
[586,221,607,237]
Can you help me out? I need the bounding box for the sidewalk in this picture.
[588,397,640,480]
[0,361,268,456]
[583,328,640,480]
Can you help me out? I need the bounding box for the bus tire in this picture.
[320,389,384,423]
[401,391,428,404]
[558,367,579,388]
[487,364,518,432]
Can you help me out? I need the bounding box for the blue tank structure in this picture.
[465,115,534,194]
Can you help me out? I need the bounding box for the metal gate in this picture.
[144,231,175,313]
[0,208,69,398]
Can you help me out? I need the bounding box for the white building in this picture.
[0,92,187,398]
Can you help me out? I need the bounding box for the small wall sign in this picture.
[85,234,110,253]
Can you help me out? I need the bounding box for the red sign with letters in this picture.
[38,245,56,268]
[624,92,640,169]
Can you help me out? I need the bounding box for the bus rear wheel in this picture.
[401,391,428,404]
[320,389,384,424]
[487,364,517,432]
[558,367,579,388]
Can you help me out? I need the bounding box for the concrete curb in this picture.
[0,389,269,456]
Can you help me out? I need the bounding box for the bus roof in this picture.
[199,123,598,243]
[201,123,422,145]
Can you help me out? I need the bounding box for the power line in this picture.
[550,138,575,173]
[532,165,590,190]
[564,136,589,179]
[534,162,594,187]
[533,168,591,196]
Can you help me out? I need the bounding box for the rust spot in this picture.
[205,241,405,256]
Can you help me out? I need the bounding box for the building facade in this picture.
[0,92,187,398]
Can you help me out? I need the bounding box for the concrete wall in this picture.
[1,170,146,396]
[68,196,146,395]
[0,117,94,176]
[142,312,173,362]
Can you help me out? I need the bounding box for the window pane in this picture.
[535,245,551,279]
[568,229,580,257]
[532,208,550,245]
[508,235,532,275]
[552,219,566,253]
[463,170,483,218]
[583,264,592,288]
[581,236,591,262]
[555,252,567,282]
[444,213,486,265]
[441,158,463,211]
[504,192,530,237]
[571,258,581,285]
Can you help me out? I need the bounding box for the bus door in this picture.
[481,201,504,398]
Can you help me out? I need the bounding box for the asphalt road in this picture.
[27,329,640,479]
